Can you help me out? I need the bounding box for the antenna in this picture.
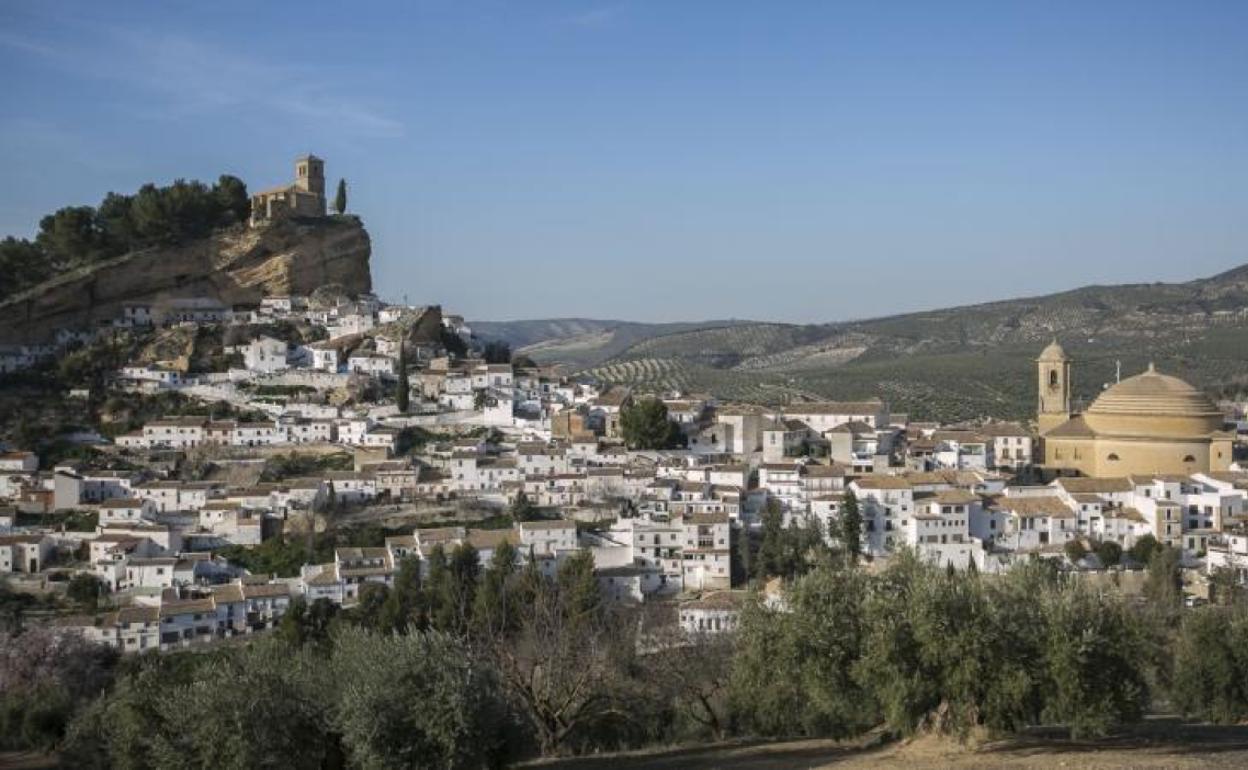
[1115,360,1121,384]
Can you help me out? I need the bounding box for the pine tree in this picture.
[756,500,785,579]
[424,545,453,631]
[556,551,602,624]
[734,522,753,587]
[334,178,347,215]
[473,540,519,633]
[840,489,862,568]
[395,343,409,413]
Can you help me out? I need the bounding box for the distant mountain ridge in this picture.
[473,262,1248,422]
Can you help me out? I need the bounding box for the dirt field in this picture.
[7,721,1247,769]
[529,720,1248,770]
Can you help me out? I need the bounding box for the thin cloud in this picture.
[0,31,58,57]
[2,22,404,139]
[559,6,623,29]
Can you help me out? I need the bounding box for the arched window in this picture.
[1183,455,1196,463]
[1107,453,1119,462]
[1049,370,1059,387]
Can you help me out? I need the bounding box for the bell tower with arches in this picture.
[1037,339,1071,435]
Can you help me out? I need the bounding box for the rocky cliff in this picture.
[0,216,372,343]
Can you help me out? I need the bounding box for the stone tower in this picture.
[294,154,325,196]
[1037,339,1071,435]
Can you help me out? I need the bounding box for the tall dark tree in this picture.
[473,540,520,633]
[556,550,602,625]
[214,174,251,224]
[334,178,347,215]
[840,489,862,567]
[395,343,410,413]
[423,545,452,630]
[733,523,753,587]
[428,544,481,634]
[755,499,785,579]
[0,237,55,301]
[482,340,511,364]
[37,206,106,266]
[378,555,425,633]
[620,397,680,450]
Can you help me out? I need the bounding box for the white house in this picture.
[347,352,395,378]
[516,519,578,556]
[678,513,731,591]
[98,497,157,526]
[0,534,52,573]
[308,344,340,373]
[679,592,744,635]
[243,336,289,373]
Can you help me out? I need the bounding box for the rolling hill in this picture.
[467,318,751,367]
[473,263,1248,422]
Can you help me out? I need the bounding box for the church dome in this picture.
[1084,363,1222,437]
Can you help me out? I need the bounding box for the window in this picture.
[1183,455,1196,463]
[1107,453,1119,462]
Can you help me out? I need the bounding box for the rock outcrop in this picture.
[0,216,372,343]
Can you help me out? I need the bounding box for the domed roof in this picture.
[1086,363,1220,419]
[1037,339,1068,361]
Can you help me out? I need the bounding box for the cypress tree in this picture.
[334,178,347,214]
[840,489,862,568]
[395,342,410,413]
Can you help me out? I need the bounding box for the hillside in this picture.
[468,318,750,368]
[476,264,1248,421]
[0,216,372,344]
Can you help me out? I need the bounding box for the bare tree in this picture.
[484,578,642,756]
[641,623,735,740]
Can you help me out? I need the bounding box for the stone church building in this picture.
[1037,340,1233,476]
[250,154,327,226]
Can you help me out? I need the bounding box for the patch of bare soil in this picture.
[0,752,59,770]
[528,720,1248,770]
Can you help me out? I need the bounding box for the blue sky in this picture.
[2,1,1247,322]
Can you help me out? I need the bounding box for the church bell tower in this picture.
[294,154,325,196]
[1037,339,1071,435]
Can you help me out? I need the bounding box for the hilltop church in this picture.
[249,154,327,226]
[1036,341,1233,477]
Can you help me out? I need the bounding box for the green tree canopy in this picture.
[1170,607,1248,723]
[1094,540,1122,567]
[66,573,104,610]
[331,627,511,768]
[620,397,681,450]
[2,175,251,302]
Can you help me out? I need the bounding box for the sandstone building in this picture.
[1037,341,1233,476]
[250,154,327,226]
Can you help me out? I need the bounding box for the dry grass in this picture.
[524,720,1248,770]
